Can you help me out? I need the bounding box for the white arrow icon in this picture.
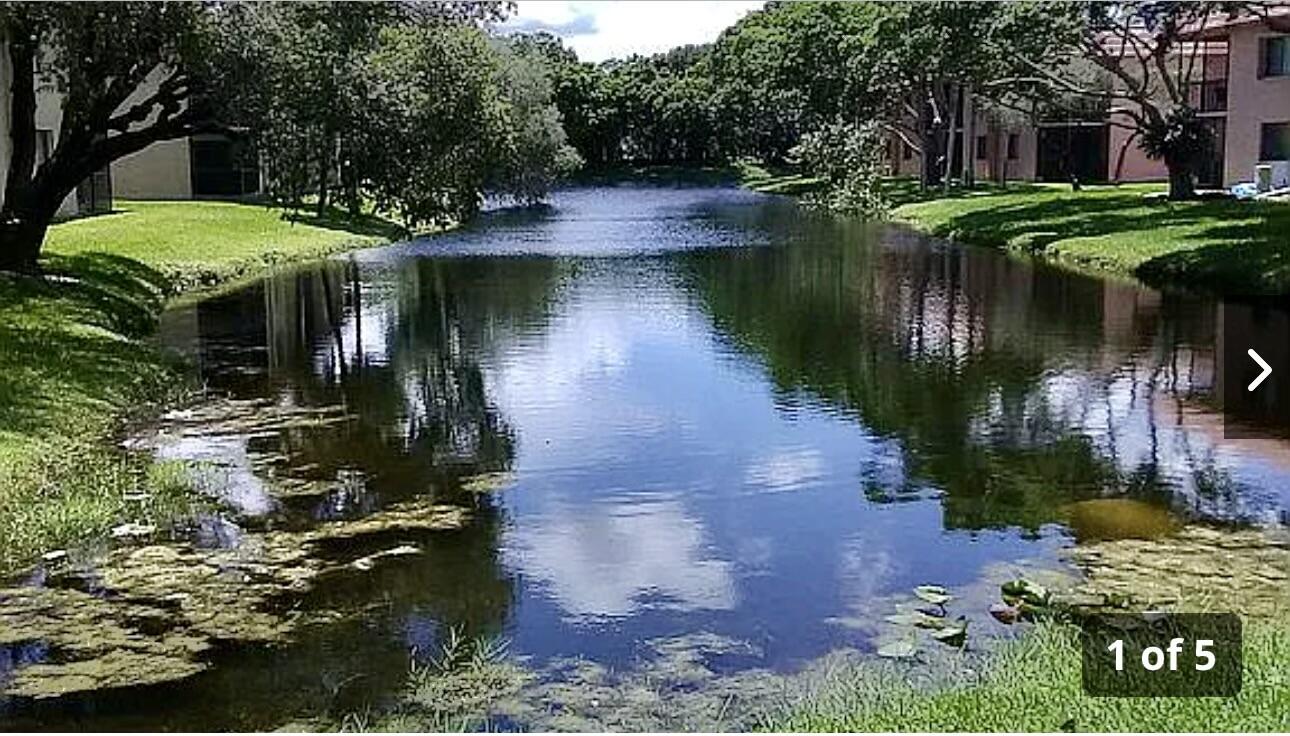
[1248,349,1272,391]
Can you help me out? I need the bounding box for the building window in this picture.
[902,141,914,161]
[1261,36,1289,78]
[975,135,988,160]
[1006,133,1020,160]
[1261,122,1290,161]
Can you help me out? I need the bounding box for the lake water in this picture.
[6,185,1288,729]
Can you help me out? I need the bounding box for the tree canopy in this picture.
[3,0,1264,272]
[0,0,576,269]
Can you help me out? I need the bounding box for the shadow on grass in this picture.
[910,189,1290,296]
[1136,202,1290,297]
[286,205,410,241]
[0,252,175,439]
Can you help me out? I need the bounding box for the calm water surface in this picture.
[13,185,1290,728]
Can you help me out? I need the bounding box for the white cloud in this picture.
[505,499,736,619]
[501,1,764,62]
[744,447,826,493]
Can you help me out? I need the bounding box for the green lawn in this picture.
[0,254,196,572]
[0,200,399,573]
[45,199,402,294]
[767,619,1290,732]
[735,160,825,197]
[892,184,1290,297]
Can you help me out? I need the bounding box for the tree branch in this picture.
[105,68,193,133]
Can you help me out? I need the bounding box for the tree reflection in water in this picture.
[683,218,1273,530]
[144,256,564,726]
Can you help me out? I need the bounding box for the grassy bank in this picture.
[0,201,399,574]
[46,199,403,294]
[767,618,1289,731]
[735,160,824,196]
[735,162,1290,297]
[893,184,1290,296]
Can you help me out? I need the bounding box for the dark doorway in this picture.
[1036,124,1109,184]
[1197,117,1226,188]
[190,134,261,198]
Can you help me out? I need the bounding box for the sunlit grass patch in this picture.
[0,447,205,572]
[0,255,197,573]
[893,184,1290,296]
[764,618,1290,732]
[734,159,825,197]
[46,200,401,294]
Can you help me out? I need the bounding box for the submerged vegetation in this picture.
[0,199,407,575]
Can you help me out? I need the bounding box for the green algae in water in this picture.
[0,495,474,700]
[1062,498,1182,542]
[1066,524,1290,618]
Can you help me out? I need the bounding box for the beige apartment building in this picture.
[0,42,112,219]
[2,48,260,211]
[107,65,262,200]
[111,132,261,200]
[891,9,1290,189]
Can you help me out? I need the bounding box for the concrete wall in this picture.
[1224,24,1290,185]
[107,65,194,199]
[999,125,1039,183]
[111,137,193,199]
[1107,113,1169,182]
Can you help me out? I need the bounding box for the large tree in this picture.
[487,37,583,203]
[246,2,510,220]
[0,3,246,271]
[0,1,510,273]
[1007,2,1287,199]
[707,2,879,163]
[703,1,1073,187]
[848,1,1077,189]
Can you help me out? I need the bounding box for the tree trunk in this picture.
[315,132,333,217]
[0,219,49,273]
[3,33,39,206]
[943,84,959,193]
[315,161,331,217]
[961,86,975,188]
[1166,161,1196,200]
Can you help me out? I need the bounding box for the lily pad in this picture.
[988,602,1021,625]
[929,618,968,646]
[913,584,953,606]
[876,638,917,659]
[1001,578,1050,606]
[885,610,949,629]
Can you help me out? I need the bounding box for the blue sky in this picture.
[497,1,764,62]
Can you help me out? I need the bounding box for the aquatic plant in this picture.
[878,584,970,658]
